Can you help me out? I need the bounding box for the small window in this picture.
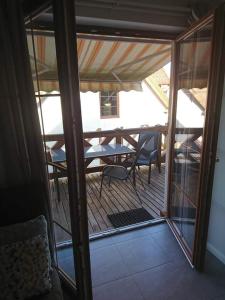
[100,91,119,118]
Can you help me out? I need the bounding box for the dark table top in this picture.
[50,144,135,163]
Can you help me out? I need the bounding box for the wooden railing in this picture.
[44,126,204,176]
[44,125,168,174]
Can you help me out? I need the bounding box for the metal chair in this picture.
[136,131,161,184]
[99,136,151,204]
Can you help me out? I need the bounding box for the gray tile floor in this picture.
[59,223,225,300]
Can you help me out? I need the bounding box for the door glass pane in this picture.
[26,6,76,284]
[171,21,213,255]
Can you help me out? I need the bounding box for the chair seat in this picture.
[103,165,128,180]
[137,149,158,165]
[99,134,158,203]
[136,159,149,165]
[123,149,157,168]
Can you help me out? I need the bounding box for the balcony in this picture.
[45,125,167,240]
[51,164,165,239]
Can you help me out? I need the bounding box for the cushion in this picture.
[0,215,50,246]
[0,216,52,299]
[35,269,64,300]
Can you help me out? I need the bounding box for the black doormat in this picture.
[107,208,154,228]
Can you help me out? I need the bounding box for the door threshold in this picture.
[89,217,166,242]
[56,218,166,249]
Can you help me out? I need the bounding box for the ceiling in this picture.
[23,0,224,38]
[74,0,216,34]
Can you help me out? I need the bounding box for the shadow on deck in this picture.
[50,164,166,241]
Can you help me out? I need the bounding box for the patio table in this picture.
[50,144,135,163]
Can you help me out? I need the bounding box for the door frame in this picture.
[53,0,93,299]
[24,2,225,297]
[166,5,225,270]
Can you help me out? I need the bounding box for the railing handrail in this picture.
[43,126,204,142]
[44,125,168,141]
[44,125,203,174]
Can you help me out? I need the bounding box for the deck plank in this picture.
[50,164,166,240]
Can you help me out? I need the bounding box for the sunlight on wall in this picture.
[176,90,204,128]
[80,82,168,132]
[163,62,171,78]
[38,95,63,134]
[38,72,203,135]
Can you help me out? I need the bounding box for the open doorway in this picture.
[29,29,209,242]
[28,29,172,237]
[26,14,175,290]
[25,1,225,298]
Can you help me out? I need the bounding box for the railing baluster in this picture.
[44,125,171,173]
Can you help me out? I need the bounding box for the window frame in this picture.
[99,91,120,119]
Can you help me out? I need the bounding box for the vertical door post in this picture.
[53,0,93,298]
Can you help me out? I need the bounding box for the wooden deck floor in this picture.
[50,165,166,240]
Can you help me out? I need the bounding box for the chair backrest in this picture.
[137,131,160,161]
[128,135,153,175]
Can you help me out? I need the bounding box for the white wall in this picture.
[39,82,168,135]
[207,82,225,264]
[38,95,63,134]
[80,82,168,132]
[176,90,204,128]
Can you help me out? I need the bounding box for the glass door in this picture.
[25,0,92,299]
[167,6,225,268]
[169,17,213,261]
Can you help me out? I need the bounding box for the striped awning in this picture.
[178,39,211,90]
[27,33,171,93]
